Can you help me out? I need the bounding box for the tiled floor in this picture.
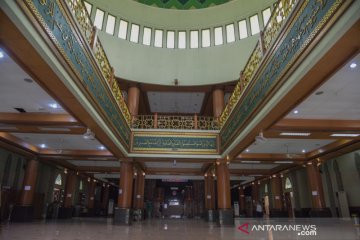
[0,217,359,240]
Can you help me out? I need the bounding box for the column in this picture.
[87,179,96,216]
[127,86,140,117]
[307,163,330,217]
[212,88,224,118]
[270,175,284,217]
[133,171,145,220]
[204,171,216,221]
[114,161,133,225]
[216,162,234,225]
[62,171,77,218]
[101,184,110,215]
[252,183,259,204]
[12,159,39,221]
[184,186,193,218]
[238,187,245,215]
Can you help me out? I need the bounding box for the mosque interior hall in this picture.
[0,0,359,239]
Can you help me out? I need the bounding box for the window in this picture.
[202,29,210,48]
[214,27,223,46]
[94,9,104,30]
[83,1,92,16]
[190,30,199,49]
[226,24,235,43]
[262,8,271,26]
[276,2,284,23]
[143,27,152,46]
[238,20,248,39]
[55,174,62,185]
[154,29,163,48]
[178,31,186,49]
[250,14,260,35]
[130,24,140,43]
[285,178,292,189]
[118,20,128,39]
[167,31,175,49]
[105,14,116,35]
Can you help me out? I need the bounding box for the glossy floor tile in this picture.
[0,217,359,240]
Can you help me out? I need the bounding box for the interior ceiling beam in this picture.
[0,125,86,135]
[39,149,113,157]
[305,139,359,160]
[235,153,305,163]
[0,113,80,126]
[135,158,210,163]
[0,12,126,158]
[272,119,360,132]
[229,169,270,175]
[0,132,39,153]
[227,21,360,159]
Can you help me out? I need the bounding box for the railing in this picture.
[65,0,131,126]
[132,114,219,130]
[219,0,297,127]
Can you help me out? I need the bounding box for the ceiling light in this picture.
[241,160,261,164]
[280,132,311,136]
[274,161,294,164]
[40,143,46,148]
[302,149,306,153]
[331,133,359,137]
[83,128,95,140]
[245,149,250,152]
[350,63,357,68]
[24,78,33,83]
[0,51,4,58]
[49,103,60,109]
[99,146,105,150]
[293,110,299,114]
[64,168,68,174]
[255,131,267,144]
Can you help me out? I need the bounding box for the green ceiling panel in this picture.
[135,0,232,10]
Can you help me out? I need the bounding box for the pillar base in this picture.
[58,207,73,219]
[309,208,332,217]
[10,206,34,222]
[113,208,132,225]
[217,209,234,226]
[205,209,217,222]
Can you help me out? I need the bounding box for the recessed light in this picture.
[315,91,323,95]
[280,132,311,136]
[245,149,250,152]
[40,143,46,148]
[331,133,359,137]
[49,103,60,109]
[241,160,261,164]
[302,149,306,153]
[274,161,294,164]
[350,63,357,69]
[99,146,105,150]
[293,110,299,114]
[0,51,4,59]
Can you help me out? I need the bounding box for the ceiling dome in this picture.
[134,0,232,10]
